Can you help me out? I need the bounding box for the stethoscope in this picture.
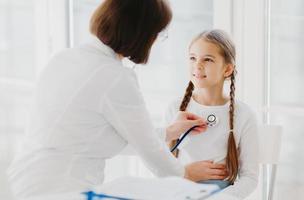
[170,114,219,153]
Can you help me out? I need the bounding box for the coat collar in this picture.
[88,35,118,60]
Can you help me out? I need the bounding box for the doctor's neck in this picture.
[116,54,124,60]
[192,87,229,106]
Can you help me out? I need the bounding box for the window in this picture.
[0,0,37,163]
[267,0,304,198]
[0,0,36,81]
[269,0,304,106]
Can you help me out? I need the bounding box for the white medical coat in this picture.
[7,37,184,199]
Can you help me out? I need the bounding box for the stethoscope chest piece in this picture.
[206,114,219,127]
[170,113,219,153]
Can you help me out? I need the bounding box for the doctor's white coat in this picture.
[7,37,184,199]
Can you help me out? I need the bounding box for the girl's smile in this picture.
[192,71,207,79]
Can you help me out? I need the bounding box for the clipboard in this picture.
[89,176,220,200]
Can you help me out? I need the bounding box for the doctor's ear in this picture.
[224,64,235,78]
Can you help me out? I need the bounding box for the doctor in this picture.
[7,0,227,199]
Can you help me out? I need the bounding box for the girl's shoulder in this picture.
[234,100,257,121]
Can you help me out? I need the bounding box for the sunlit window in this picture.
[268,0,304,197]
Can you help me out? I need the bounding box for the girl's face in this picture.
[188,38,232,89]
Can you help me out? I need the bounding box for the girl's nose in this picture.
[194,62,204,70]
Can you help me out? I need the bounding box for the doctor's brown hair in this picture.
[90,0,172,64]
[170,30,238,184]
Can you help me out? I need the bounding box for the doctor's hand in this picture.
[165,111,207,142]
[184,160,228,182]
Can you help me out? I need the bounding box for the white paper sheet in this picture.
[93,176,220,200]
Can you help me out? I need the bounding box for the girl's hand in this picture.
[184,160,228,182]
[165,111,207,142]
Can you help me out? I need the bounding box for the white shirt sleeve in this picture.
[221,111,259,199]
[158,100,180,141]
[100,68,185,177]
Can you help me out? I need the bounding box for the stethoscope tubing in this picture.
[170,114,218,153]
[170,125,199,153]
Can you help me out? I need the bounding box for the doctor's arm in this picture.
[100,69,206,180]
[160,102,207,142]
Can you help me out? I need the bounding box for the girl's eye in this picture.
[189,56,196,61]
[205,58,214,62]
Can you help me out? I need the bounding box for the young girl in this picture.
[163,29,259,199]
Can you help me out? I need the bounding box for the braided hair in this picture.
[169,81,194,157]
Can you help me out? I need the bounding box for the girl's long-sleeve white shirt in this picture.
[162,98,259,199]
[7,37,184,198]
